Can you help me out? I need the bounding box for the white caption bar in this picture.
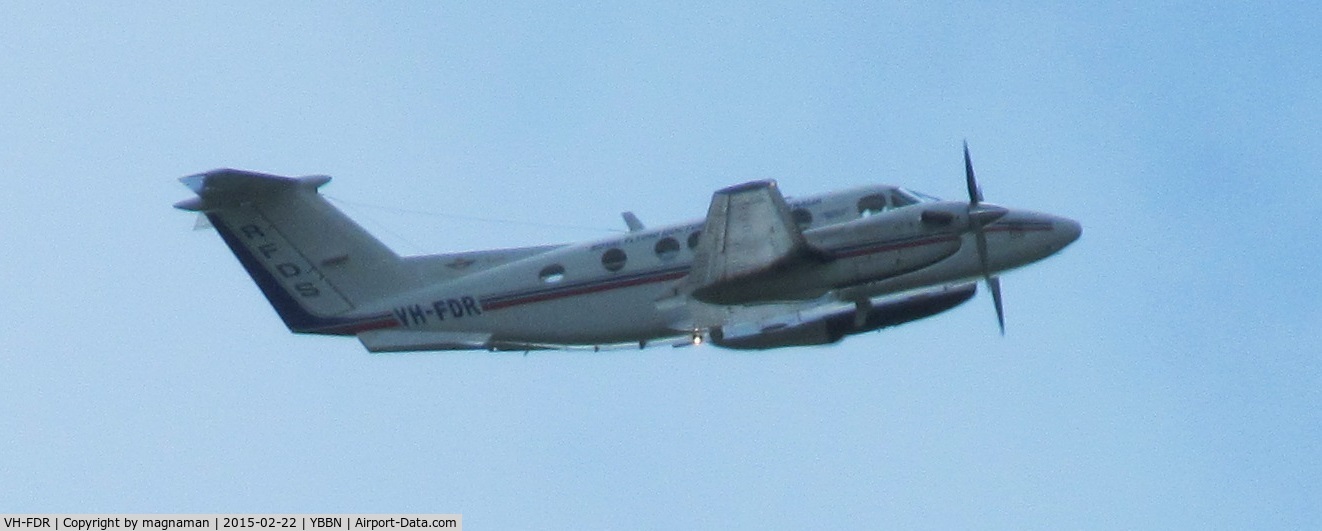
[1,516,460,531]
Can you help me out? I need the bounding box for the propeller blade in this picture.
[974,218,992,272]
[965,141,1004,335]
[987,275,1005,335]
[973,218,1003,334]
[964,140,982,205]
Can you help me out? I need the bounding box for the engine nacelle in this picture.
[711,283,978,350]
[710,317,838,350]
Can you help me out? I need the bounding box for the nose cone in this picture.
[1056,216,1082,248]
[1029,214,1081,261]
[994,211,1081,270]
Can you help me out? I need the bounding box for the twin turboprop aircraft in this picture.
[175,145,1080,352]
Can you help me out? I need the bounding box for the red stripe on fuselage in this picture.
[482,270,688,311]
[478,233,965,312]
[830,234,960,259]
[315,315,401,336]
[370,225,1057,317]
[985,223,1052,233]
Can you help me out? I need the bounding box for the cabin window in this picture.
[538,264,566,283]
[654,237,680,261]
[687,230,702,250]
[857,194,887,217]
[601,248,627,272]
[792,208,813,230]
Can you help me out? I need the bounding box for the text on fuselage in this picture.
[394,296,483,326]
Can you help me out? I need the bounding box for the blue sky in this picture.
[2,2,1318,528]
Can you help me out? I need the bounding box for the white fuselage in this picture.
[366,188,1080,347]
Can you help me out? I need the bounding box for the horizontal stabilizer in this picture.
[686,180,828,304]
[174,169,331,211]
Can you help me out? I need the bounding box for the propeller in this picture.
[963,141,1006,335]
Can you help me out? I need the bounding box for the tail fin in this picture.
[175,169,413,334]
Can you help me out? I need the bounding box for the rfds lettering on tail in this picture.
[175,142,1080,352]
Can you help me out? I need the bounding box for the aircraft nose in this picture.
[1054,216,1082,249]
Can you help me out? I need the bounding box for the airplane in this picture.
[174,144,1080,352]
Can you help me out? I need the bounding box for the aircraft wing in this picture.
[685,180,829,305]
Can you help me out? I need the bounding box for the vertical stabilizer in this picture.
[175,169,414,334]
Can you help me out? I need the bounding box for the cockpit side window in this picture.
[857,194,887,217]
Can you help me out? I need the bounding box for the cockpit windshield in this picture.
[896,188,941,204]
